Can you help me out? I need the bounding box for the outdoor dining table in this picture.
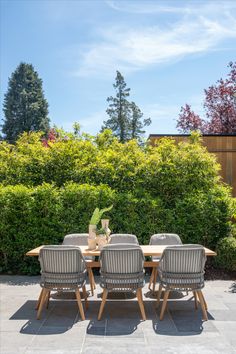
[26,244,216,296]
[26,244,216,264]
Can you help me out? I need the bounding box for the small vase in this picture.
[96,234,107,250]
[88,224,97,250]
[101,219,111,242]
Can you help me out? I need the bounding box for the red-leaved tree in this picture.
[42,128,57,147]
[176,104,205,133]
[177,62,236,133]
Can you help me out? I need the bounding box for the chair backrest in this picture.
[100,243,144,274]
[110,234,139,245]
[160,244,206,275]
[62,233,89,246]
[39,245,86,276]
[149,233,182,246]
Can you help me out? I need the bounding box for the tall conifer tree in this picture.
[103,71,131,142]
[103,71,151,142]
[129,101,151,142]
[2,62,50,143]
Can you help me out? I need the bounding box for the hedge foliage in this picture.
[0,130,223,193]
[0,130,235,273]
[215,237,236,271]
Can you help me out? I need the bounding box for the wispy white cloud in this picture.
[106,0,194,14]
[74,1,236,77]
[106,0,236,15]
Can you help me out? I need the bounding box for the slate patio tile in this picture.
[1,276,236,354]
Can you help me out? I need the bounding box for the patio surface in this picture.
[0,275,236,354]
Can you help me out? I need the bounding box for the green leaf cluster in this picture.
[90,205,113,225]
[215,236,236,271]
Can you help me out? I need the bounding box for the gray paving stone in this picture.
[0,331,34,353]
[29,326,85,350]
[209,309,236,321]
[213,321,236,348]
[225,302,236,310]
[82,341,145,354]
[0,319,42,334]
[25,351,80,354]
[169,309,217,333]
[1,276,236,354]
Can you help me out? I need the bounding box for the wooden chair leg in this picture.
[75,289,85,321]
[153,268,158,292]
[82,285,88,310]
[193,291,198,309]
[87,268,94,296]
[200,291,208,310]
[35,288,43,310]
[148,268,154,290]
[160,290,170,320]
[156,284,163,308]
[91,271,96,290]
[197,290,208,321]
[37,288,49,320]
[46,290,51,309]
[137,288,146,321]
[98,289,108,320]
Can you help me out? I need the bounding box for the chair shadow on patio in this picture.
[153,297,215,336]
[97,291,137,299]
[144,289,215,336]
[87,318,142,336]
[8,290,215,338]
[9,299,85,335]
[144,289,185,299]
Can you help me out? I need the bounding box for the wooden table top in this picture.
[26,244,216,257]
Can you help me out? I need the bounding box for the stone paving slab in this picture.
[0,275,236,354]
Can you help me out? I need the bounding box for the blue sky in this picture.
[1,0,236,136]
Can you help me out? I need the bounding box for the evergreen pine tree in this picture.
[103,71,151,142]
[2,62,50,143]
[129,101,151,142]
[102,71,131,142]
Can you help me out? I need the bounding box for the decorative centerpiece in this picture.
[88,205,113,250]
[96,219,112,250]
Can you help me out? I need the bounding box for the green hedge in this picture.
[0,131,223,194]
[0,182,233,274]
[215,237,236,271]
[0,131,235,274]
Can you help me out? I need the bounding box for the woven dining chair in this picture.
[63,233,96,295]
[148,233,182,292]
[98,243,146,321]
[109,234,139,245]
[36,245,88,320]
[157,244,208,321]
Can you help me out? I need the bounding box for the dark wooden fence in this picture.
[149,134,236,197]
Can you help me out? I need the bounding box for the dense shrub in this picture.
[0,130,235,274]
[215,237,236,271]
[0,131,222,193]
[0,184,114,273]
[0,183,234,274]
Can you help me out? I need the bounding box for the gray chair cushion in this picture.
[100,243,145,291]
[62,233,93,261]
[149,233,182,262]
[110,234,139,245]
[158,244,206,291]
[39,245,86,290]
